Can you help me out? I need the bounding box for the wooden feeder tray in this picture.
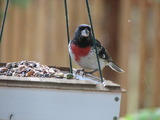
[0,62,125,93]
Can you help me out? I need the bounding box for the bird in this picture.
[68,24,124,74]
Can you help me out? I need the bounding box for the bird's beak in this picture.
[81,29,89,37]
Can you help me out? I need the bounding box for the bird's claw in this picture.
[75,69,98,76]
[75,69,87,76]
[75,68,85,75]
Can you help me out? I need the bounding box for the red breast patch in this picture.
[71,44,91,62]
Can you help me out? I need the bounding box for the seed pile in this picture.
[0,61,73,79]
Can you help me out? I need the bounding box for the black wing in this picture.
[95,39,112,61]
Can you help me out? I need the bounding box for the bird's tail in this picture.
[108,61,124,73]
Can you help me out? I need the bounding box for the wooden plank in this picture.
[0,75,126,93]
[101,0,121,82]
[0,76,122,92]
[117,0,131,116]
[53,0,69,67]
[12,4,22,61]
[23,0,35,60]
[32,0,46,63]
[43,0,56,65]
[138,0,148,109]
[0,76,96,86]
[152,1,160,107]
[17,7,27,60]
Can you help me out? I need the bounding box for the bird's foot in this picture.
[75,68,85,75]
[84,69,98,74]
[75,69,98,76]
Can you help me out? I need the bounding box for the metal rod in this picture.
[0,0,10,43]
[85,0,104,83]
[64,0,73,73]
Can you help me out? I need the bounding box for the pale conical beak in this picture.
[81,29,89,37]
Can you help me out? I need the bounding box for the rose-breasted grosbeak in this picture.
[68,24,124,74]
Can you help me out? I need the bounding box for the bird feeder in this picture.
[0,0,125,120]
[0,63,125,120]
